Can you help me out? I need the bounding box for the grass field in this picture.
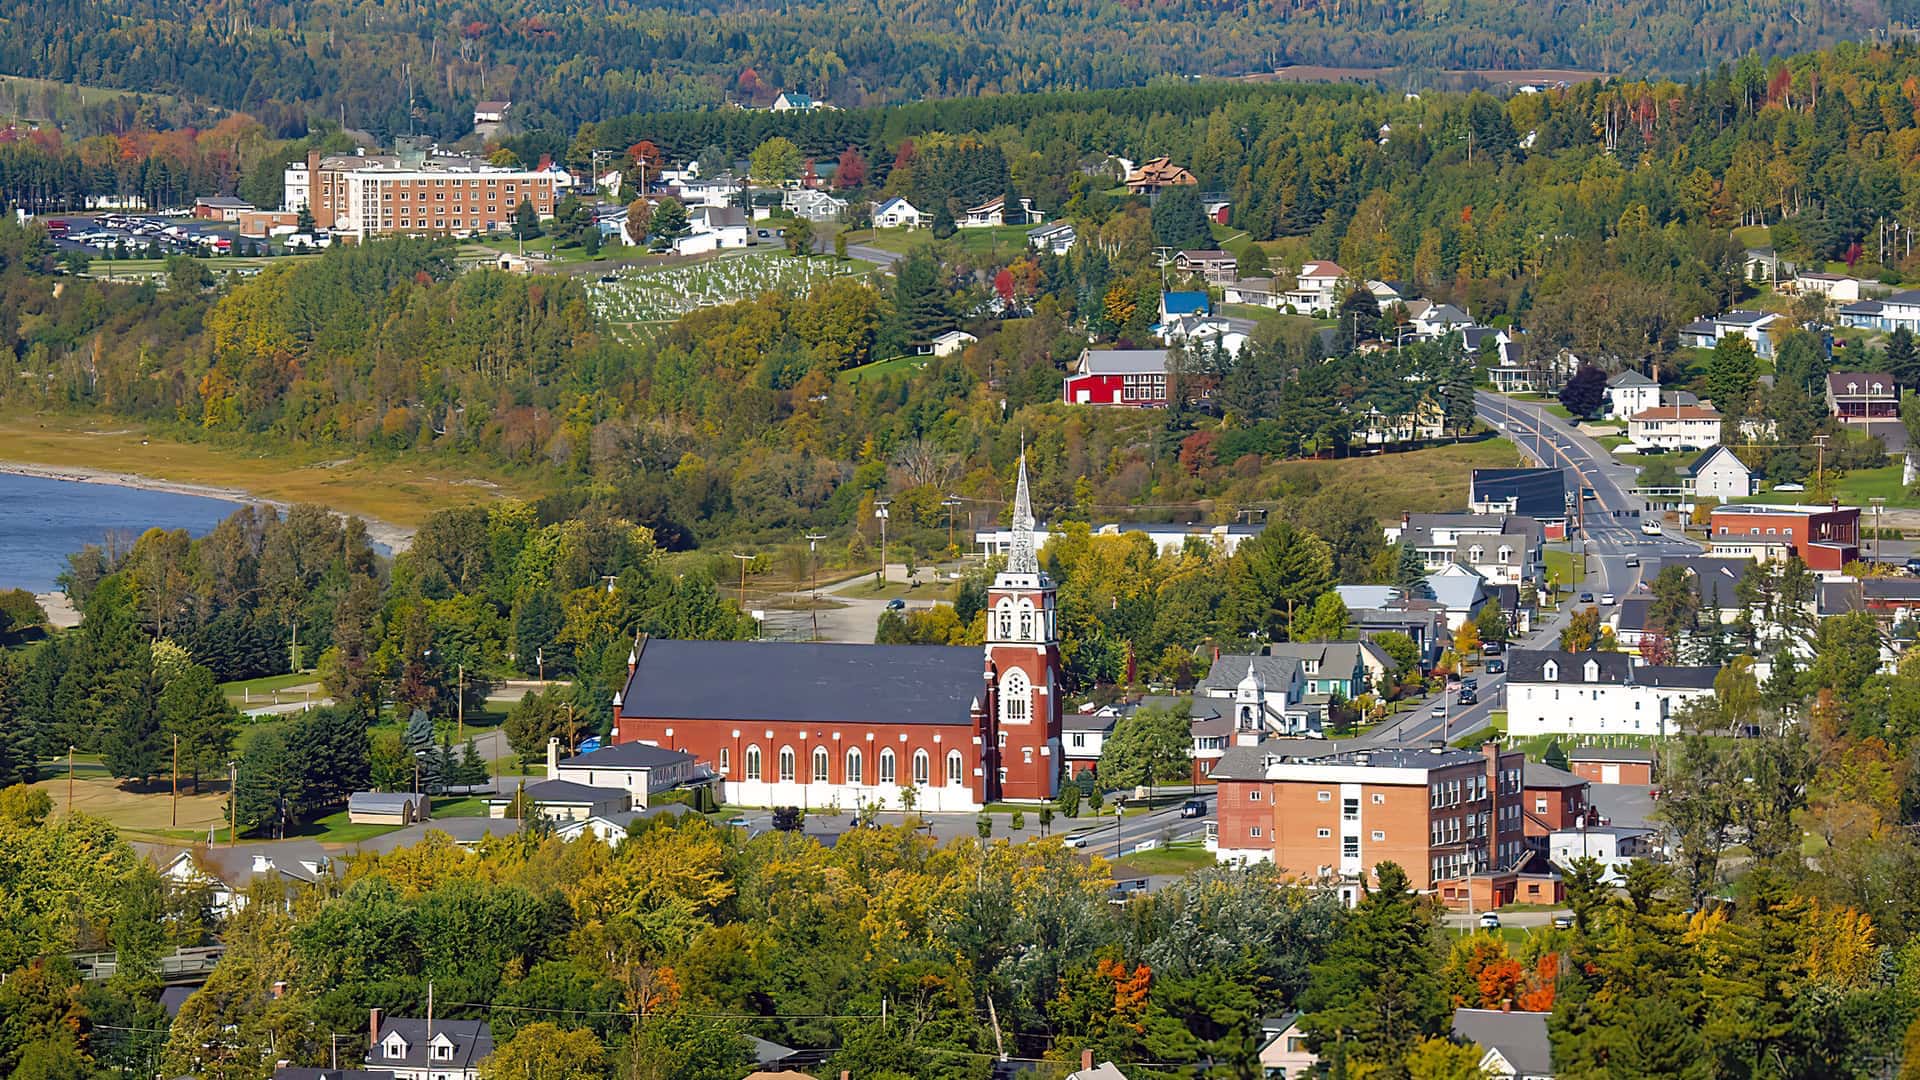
[1264,438,1524,521]
[0,410,549,530]
[842,225,1031,257]
[1739,465,1919,508]
[839,354,931,384]
[1113,843,1216,877]
[34,772,230,837]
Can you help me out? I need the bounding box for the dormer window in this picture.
[1542,661,1558,681]
[431,1038,454,1062]
[1583,660,1599,682]
[384,1036,407,1059]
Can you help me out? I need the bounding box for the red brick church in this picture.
[608,458,1065,811]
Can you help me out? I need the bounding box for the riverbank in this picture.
[0,459,415,554]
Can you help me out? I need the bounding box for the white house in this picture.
[1505,649,1718,738]
[1062,709,1117,778]
[1840,290,1920,333]
[929,329,977,357]
[671,205,753,255]
[472,100,510,125]
[1028,222,1077,254]
[1628,404,1722,451]
[1161,313,1256,356]
[1408,301,1472,339]
[1681,445,1756,501]
[1285,260,1347,314]
[1605,370,1660,421]
[1550,826,1655,884]
[783,188,848,222]
[1794,271,1861,303]
[1196,655,1313,738]
[1679,310,1781,358]
[960,195,1041,228]
[1451,1009,1554,1080]
[366,1013,492,1080]
[872,197,922,229]
[1223,276,1280,307]
[771,90,825,112]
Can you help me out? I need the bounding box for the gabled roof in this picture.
[1451,1009,1552,1077]
[1423,572,1486,611]
[1827,372,1897,396]
[1297,259,1346,279]
[1197,654,1304,695]
[1523,761,1588,790]
[873,196,918,215]
[1506,649,1634,684]
[368,1019,493,1071]
[619,639,983,726]
[1607,369,1656,388]
[1681,445,1748,476]
[1630,404,1722,423]
[1077,348,1170,375]
[495,779,630,805]
[1841,299,1885,315]
[559,741,696,770]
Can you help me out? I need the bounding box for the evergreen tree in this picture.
[1395,544,1430,597]
[1886,327,1920,390]
[101,650,165,785]
[651,197,689,239]
[886,249,949,351]
[1151,186,1211,249]
[403,708,435,757]
[512,200,542,240]
[457,738,489,788]
[157,663,237,792]
[1299,863,1449,1071]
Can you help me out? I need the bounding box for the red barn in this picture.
[1063,348,1169,407]
[609,458,1065,810]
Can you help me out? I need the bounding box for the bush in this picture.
[1011,809,1026,830]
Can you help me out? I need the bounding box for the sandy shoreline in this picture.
[0,459,417,555]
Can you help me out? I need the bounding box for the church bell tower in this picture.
[983,453,1063,802]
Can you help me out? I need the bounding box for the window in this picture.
[846,749,864,785]
[1249,826,1263,837]
[1070,732,1085,749]
[1535,798,1548,814]
[1317,828,1331,838]
[947,750,965,785]
[813,746,829,783]
[1019,607,1033,640]
[997,600,1014,640]
[1002,669,1031,724]
[718,747,730,776]
[913,749,930,785]
[1248,789,1262,802]
[745,745,762,781]
[432,1042,453,1062]
[879,748,897,785]
[1342,797,1360,821]
[1371,830,1385,841]
[1342,836,1360,858]
[778,746,796,783]
[1317,790,1331,802]
[1372,793,1386,804]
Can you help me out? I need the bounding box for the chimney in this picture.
[546,737,560,778]
[1083,1049,1096,1070]
[369,1007,382,1048]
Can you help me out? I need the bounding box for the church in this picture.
[608,457,1065,812]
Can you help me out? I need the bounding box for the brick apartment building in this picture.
[1521,761,1592,855]
[1209,741,1541,907]
[1707,502,1859,571]
[284,146,558,242]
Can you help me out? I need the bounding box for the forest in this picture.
[0,0,1886,140]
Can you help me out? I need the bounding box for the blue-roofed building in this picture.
[1159,290,1211,321]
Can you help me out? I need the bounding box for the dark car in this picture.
[1907,558,1920,576]
[885,598,906,611]
[1180,798,1208,818]
[1578,592,1595,603]
[1486,659,1506,674]
[1457,688,1478,706]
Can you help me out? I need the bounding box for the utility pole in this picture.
[1813,433,1829,504]
[228,761,237,845]
[456,664,464,741]
[805,533,828,640]
[942,495,962,551]
[1871,497,1886,561]
[66,745,75,816]
[732,553,753,610]
[171,735,179,827]
[874,501,891,584]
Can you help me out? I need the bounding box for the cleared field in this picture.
[34,773,230,838]
[1264,437,1524,521]
[0,411,549,531]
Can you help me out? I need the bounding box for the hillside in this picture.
[0,0,1891,139]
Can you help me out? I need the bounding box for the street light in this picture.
[1113,798,1125,858]
[874,501,891,585]
[805,532,828,640]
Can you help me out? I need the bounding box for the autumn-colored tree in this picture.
[836,145,868,188]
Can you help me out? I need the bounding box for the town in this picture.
[1,48,1919,1080]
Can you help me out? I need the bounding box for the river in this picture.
[0,471,245,593]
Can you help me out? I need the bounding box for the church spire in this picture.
[1008,452,1039,574]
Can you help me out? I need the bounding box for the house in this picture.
[1173,249,1238,283]
[346,791,430,826]
[606,461,1062,811]
[1286,261,1348,314]
[1262,641,1376,699]
[365,1011,493,1080]
[1067,1055,1131,1080]
[472,99,510,124]
[1063,348,1169,407]
[1161,313,1256,357]
[782,188,848,222]
[1744,246,1790,281]
[1208,742,1529,906]
[1567,746,1657,786]
[671,205,753,255]
[547,738,698,806]
[1223,276,1279,307]
[1027,221,1077,254]
[1123,156,1197,195]
[1605,370,1660,421]
[1354,399,1446,447]
[1550,825,1655,883]
[771,90,822,112]
[486,778,631,821]
[1521,761,1592,854]
[1826,372,1899,423]
[192,196,254,222]
[1678,310,1781,358]
[1707,503,1860,571]
[1159,290,1211,322]
[1470,469,1568,531]
[1062,708,1117,776]
[1628,404,1722,451]
[1389,511,1548,586]
[872,197,922,229]
[1504,649,1719,738]
[1794,271,1862,302]
[1197,654,1313,740]
[1256,1013,1317,1078]
[159,845,334,916]
[1409,302,1472,339]
[1681,445,1756,501]
[1838,290,1920,333]
[959,195,1041,228]
[551,803,695,846]
[929,330,977,357]
[1424,564,1493,631]
[1368,279,1419,308]
[1451,1008,1554,1080]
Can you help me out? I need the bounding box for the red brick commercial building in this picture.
[1708,502,1859,571]
[1521,761,1592,854]
[1208,741,1532,907]
[608,458,1063,811]
[1567,747,1656,786]
[289,147,559,243]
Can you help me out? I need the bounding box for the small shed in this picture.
[347,791,430,826]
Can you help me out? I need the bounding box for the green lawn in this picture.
[220,671,317,704]
[1737,465,1917,508]
[1263,438,1524,522]
[1113,844,1216,877]
[839,354,930,384]
[1731,224,1772,249]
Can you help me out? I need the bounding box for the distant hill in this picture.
[0,0,1890,139]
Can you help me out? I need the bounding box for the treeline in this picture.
[0,0,1882,141]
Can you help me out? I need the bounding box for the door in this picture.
[1602,764,1620,784]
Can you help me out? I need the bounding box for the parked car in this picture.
[1552,914,1575,930]
[1578,592,1595,603]
[1486,659,1505,674]
[1179,799,1208,818]
[1600,592,1616,605]
[1479,912,1502,929]
[885,598,906,611]
[1481,642,1504,656]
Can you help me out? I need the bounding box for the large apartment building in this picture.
[1209,741,1529,906]
[284,147,558,242]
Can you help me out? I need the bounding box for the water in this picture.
[0,472,244,592]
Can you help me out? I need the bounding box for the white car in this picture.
[1641,519,1663,536]
[1479,912,1502,929]
[1600,593,1616,605]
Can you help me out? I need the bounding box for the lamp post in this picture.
[806,532,828,640]
[227,761,237,845]
[1870,497,1886,562]
[1113,799,1124,858]
[732,553,753,610]
[874,501,891,585]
